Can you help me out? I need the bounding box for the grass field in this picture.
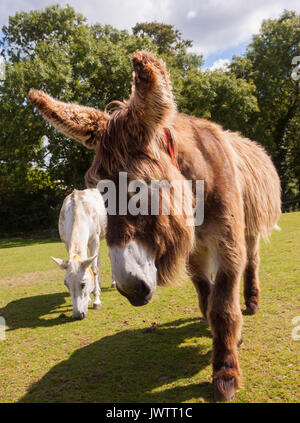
[0,212,299,403]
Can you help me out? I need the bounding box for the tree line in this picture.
[0,5,299,236]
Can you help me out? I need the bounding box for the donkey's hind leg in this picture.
[189,244,213,320]
[244,234,260,315]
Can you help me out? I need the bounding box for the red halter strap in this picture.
[162,128,178,168]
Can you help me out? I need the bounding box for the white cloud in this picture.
[207,58,230,71]
[1,0,299,58]
[186,10,196,20]
[170,0,300,56]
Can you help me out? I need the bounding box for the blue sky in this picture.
[1,0,299,69]
[203,41,251,69]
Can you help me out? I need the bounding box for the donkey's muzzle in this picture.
[116,281,152,307]
[73,311,86,320]
[109,241,157,306]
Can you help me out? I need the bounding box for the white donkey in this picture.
[51,188,115,320]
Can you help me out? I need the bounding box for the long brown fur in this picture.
[28,89,109,149]
[29,51,281,401]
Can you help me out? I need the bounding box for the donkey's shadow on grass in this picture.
[19,317,212,403]
[0,292,74,329]
[0,286,131,330]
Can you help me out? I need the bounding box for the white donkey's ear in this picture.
[51,256,69,269]
[80,255,97,271]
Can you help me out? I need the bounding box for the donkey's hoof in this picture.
[245,302,258,315]
[213,377,236,402]
[93,303,102,310]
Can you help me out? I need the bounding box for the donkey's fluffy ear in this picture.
[51,256,69,269]
[126,51,177,131]
[80,255,97,271]
[28,89,109,150]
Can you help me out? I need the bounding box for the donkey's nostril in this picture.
[138,280,151,297]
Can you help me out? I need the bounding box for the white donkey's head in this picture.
[51,255,97,320]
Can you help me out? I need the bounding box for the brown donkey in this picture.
[29,51,281,401]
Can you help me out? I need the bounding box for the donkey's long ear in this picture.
[126,51,177,137]
[51,256,69,269]
[28,89,109,150]
[80,255,98,271]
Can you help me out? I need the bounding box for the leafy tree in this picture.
[0,4,86,62]
[132,22,192,54]
[0,6,167,234]
[0,8,202,206]
[178,68,258,135]
[283,115,300,202]
[0,7,156,192]
[230,10,300,200]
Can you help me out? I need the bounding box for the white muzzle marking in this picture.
[109,240,157,306]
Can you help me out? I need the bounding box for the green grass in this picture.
[0,212,299,403]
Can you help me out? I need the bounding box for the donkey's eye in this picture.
[81,283,86,290]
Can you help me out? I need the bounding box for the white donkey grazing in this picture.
[51,188,115,320]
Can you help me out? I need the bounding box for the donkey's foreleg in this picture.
[208,244,246,402]
[89,240,102,309]
[92,251,102,309]
[244,234,260,315]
